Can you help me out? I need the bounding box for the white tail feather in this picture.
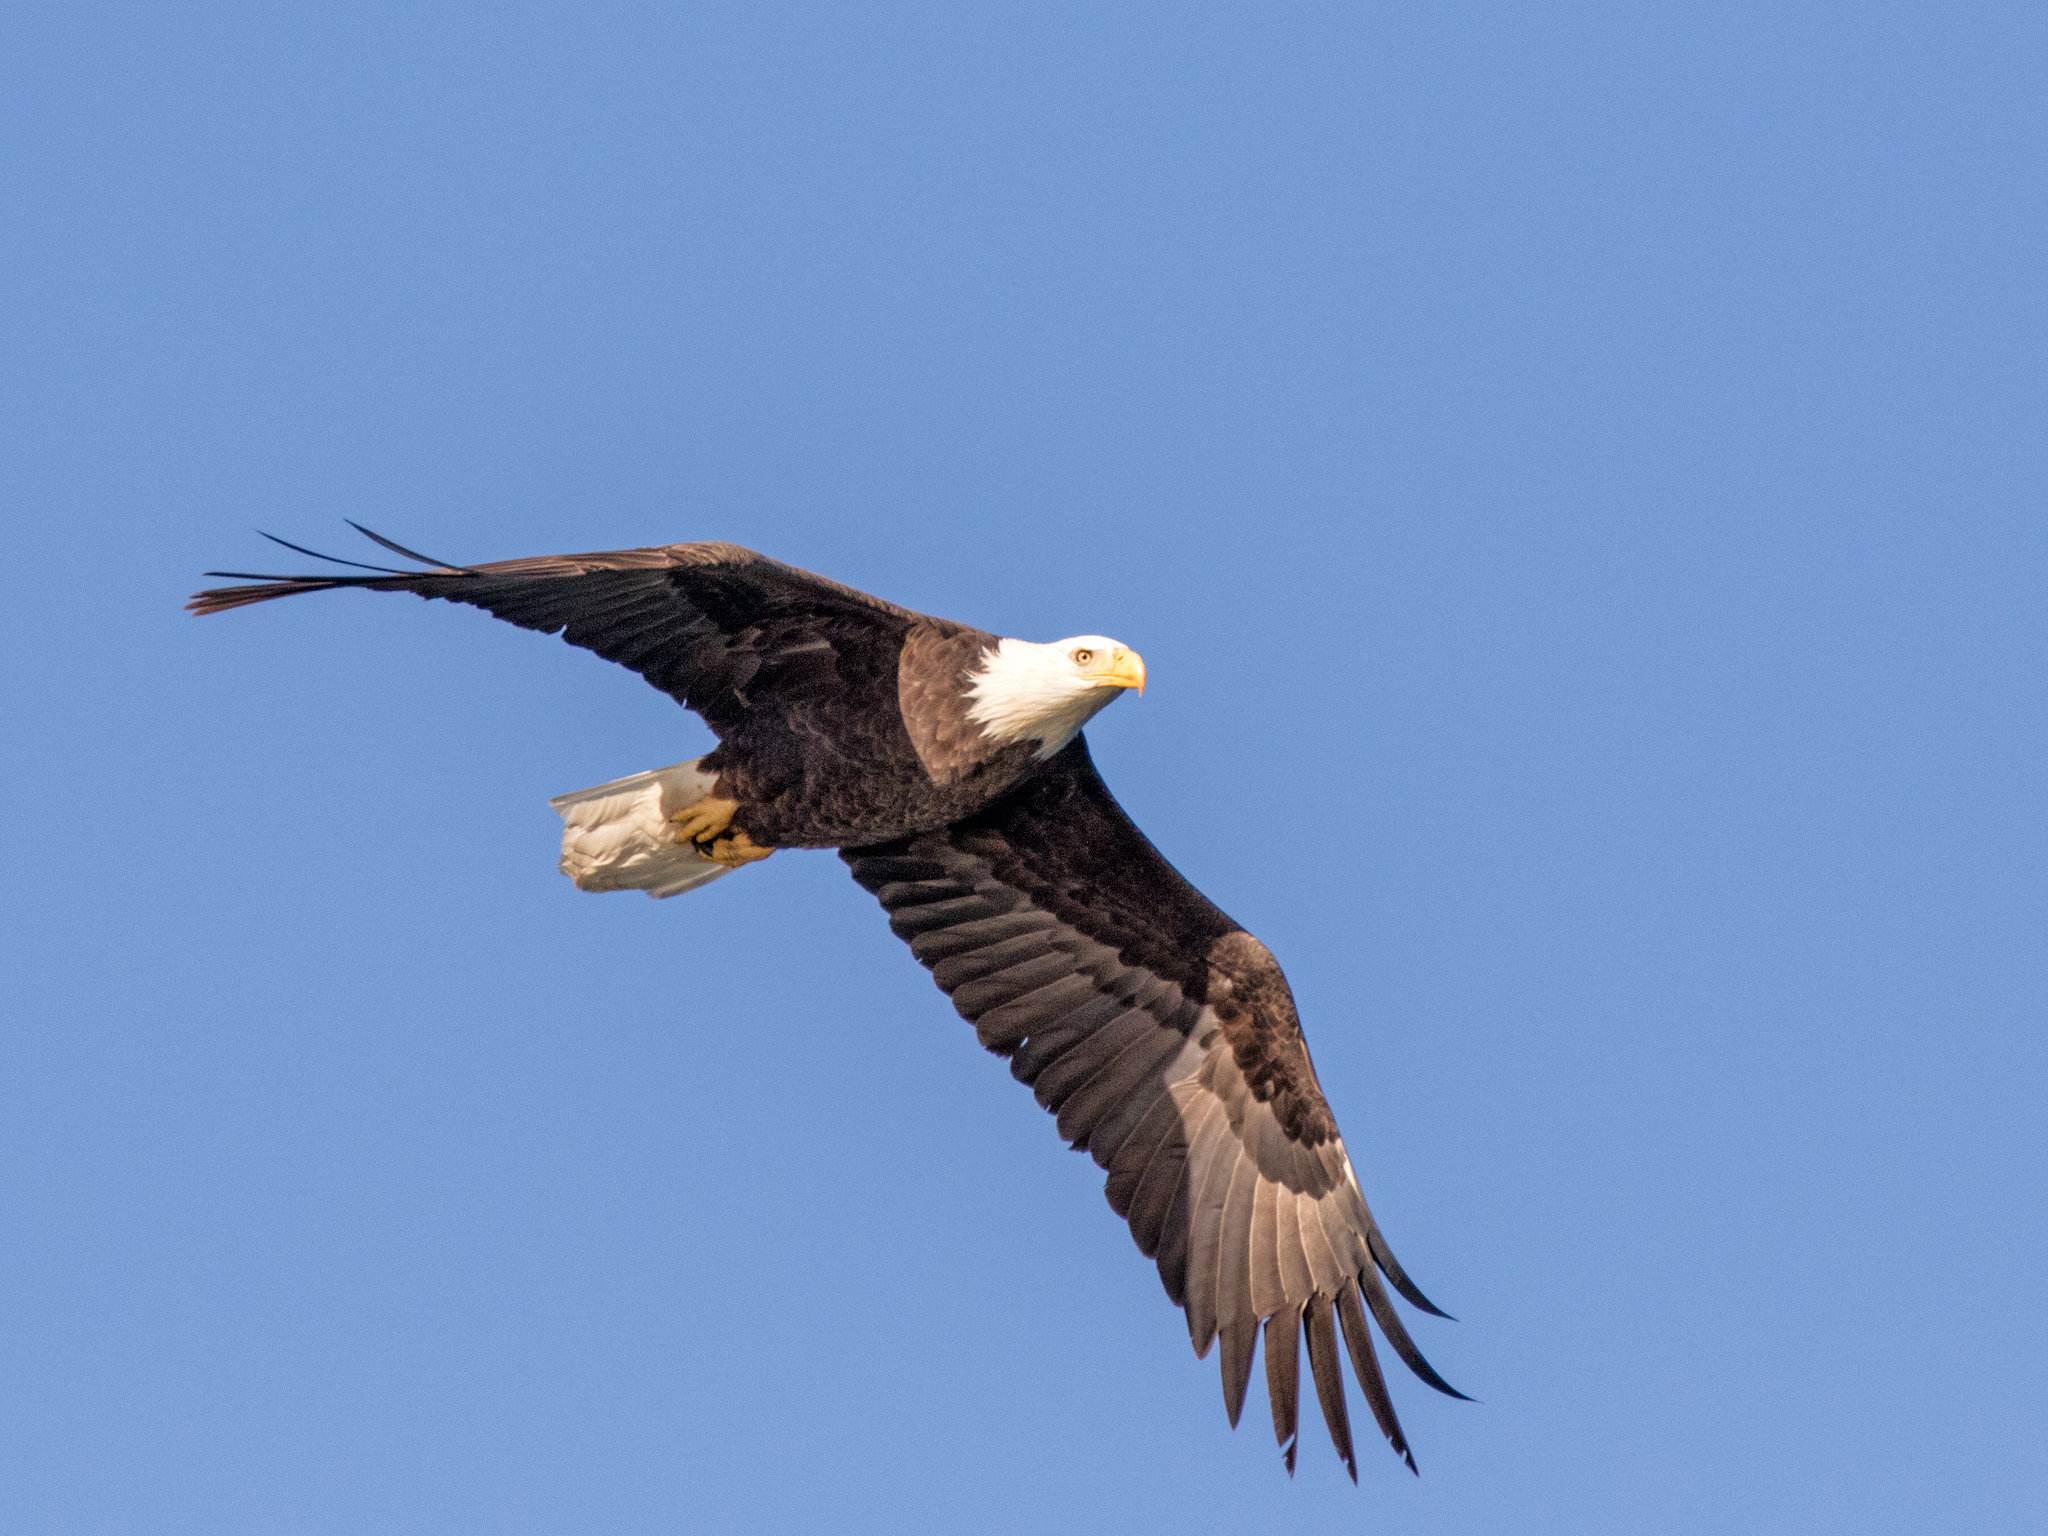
[549,759,736,899]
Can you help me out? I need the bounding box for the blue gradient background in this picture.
[6,4,2043,1531]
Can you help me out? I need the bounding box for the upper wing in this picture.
[842,738,1463,1478]
[188,526,952,736]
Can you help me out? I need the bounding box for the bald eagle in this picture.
[190,527,1463,1478]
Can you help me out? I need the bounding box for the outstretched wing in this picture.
[188,526,956,736]
[843,738,1463,1478]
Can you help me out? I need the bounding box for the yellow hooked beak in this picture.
[1099,646,1147,694]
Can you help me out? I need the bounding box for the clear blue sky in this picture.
[5,4,2043,1531]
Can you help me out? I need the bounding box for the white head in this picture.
[965,635,1148,758]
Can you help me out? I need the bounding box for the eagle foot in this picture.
[703,829,773,867]
[671,795,740,848]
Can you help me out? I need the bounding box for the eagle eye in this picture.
[1071,647,1095,666]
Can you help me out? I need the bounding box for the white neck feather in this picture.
[965,638,1118,759]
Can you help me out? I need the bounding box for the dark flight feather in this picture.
[844,738,1458,1475]
[257,530,411,574]
[342,520,469,570]
[1303,1294,1356,1481]
[1264,1307,1302,1474]
[1338,1281,1415,1472]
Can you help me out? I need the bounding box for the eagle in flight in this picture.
[190,527,1463,1478]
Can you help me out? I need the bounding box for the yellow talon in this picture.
[704,830,774,867]
[669,794,771,866]
[670,795,739,848]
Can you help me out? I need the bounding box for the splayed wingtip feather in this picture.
[257,529,407,574]
[345,520,469,571]
[1368,1227,1456,1320]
